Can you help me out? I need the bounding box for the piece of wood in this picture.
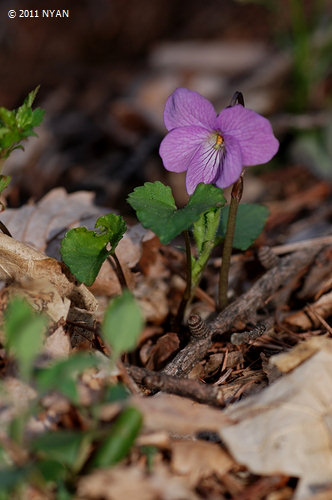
[163,245,324,378]
[126,364,225,407]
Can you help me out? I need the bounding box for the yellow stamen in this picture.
[213,134,224,150]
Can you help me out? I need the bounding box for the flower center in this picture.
[212,133,224,150]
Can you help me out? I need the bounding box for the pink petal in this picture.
[159,125,209,173]
[216,105,279,165]
[164,88,217,131]
[185,141,221,195]
[215,135,243,189]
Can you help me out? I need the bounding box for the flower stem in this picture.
[175,230,192,325]
[218,176,243,311]
[108,252,128,291]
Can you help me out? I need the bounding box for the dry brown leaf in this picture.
[5,188,149,268]
[0,377,37,426]
[77,463,200,500]
[139,235,169,279]
[1,188,152,297]
[43,326,71,359]
[271,337,332,373]
[1,188,105,253]
[171,439,233,486]
[297,246,332,300]
[0,233,97,317]
[145,333,180,370]
[132,393,232,436]
[135,279,169,324]
[285,291,332,330]
[7,278,71,323]
[220,345,332,499]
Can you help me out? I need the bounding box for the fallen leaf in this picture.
[145,333,180,370]
[0,233,97,316]
[1,188,152,297]
[44,326,71,359]
[220,345,332,499]
[285,291,332,330]
[7,278,71,323]
[132,393,232,436]
[77,463,200,500]
[135,279,169,324]
[271,336,332,373]
[171,439,233,486]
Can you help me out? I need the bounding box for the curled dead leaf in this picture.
[220,342,332,499]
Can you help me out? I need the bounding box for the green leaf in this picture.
[4,298,47,379]
[36,459,67,482]
[36,353,99,403]
[0,108,16,127]
[95,214,127,254]
[0,175,11,194]
[61,227,109,286]
[30,108,45,128]
[104,383,130,403]
[193,207,221,257]
[0,86,44,161]
[192,206,222,287]
[61,214,126,285]
[32,431,88,467]
[90,407,143,468]
[0,466,31,491]
[220,204,270,251]
[24,85,40,107]
[102,290,143,359]
[127,182,225,244]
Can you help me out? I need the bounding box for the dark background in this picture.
[0,0,331,212]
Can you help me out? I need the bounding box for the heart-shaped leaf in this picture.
[60,214,126,285]
[127,181,225,244]
[220,203,270,251]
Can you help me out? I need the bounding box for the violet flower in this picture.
[159,88,279,195]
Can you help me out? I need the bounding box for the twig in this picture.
[231,317,274,345]
[126,364,225,407]
[163,245,323,377]
[306,304,332,336]
[117,360,141,395]
[271,235,332,255]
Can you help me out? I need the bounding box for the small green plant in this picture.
[59,89,277,324]
[0,296,143,497]
[61,213,127,287]
[0,86,44,195]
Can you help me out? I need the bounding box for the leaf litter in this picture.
[0,173,332,498]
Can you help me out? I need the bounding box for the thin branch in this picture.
[163,245,324,377]
[231,317,274,345]
[126,364,225,407]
